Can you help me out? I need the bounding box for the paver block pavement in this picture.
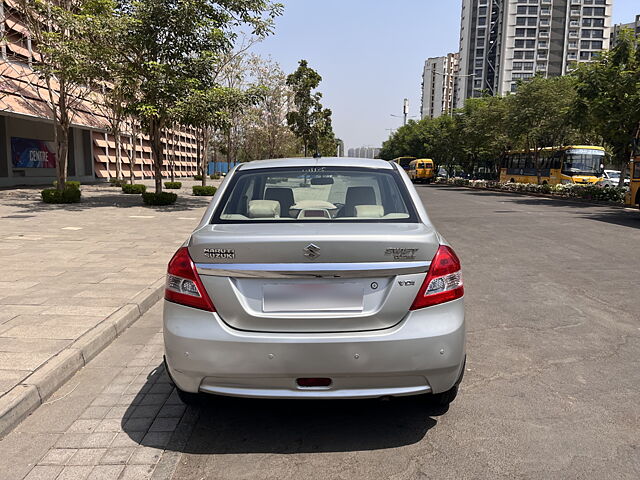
[0,182,211,438]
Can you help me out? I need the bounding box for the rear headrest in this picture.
[248,200,280,218]
[355,205,384,218]
[345,186,376,206]
[265,187,295,217]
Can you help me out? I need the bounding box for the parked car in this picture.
[598,170,630,188]
[163,157,466,407]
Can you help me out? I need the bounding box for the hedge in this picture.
[164,181,182,189]
[210,174,221,180]
[192,185,217,196]
[41,187,81,204]
[440,178,627,203]
[142,192,178,206]
[122,184,147,194]
[193,174,203,180]
[52,180,80,190]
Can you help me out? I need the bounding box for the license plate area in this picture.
[262,283,364,313]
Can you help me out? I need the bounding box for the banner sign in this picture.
[11,137,57,168]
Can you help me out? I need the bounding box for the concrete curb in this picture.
[0,280,165,439]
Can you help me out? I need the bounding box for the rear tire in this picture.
[175,386,203,406]
[429,385,459,407]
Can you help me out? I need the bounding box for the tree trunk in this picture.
[55,125,69,192]
[202,127,209,187]
[227,131,232,173]
[535,150,542,185]
[150,119,164,194]
[115,131,122,181]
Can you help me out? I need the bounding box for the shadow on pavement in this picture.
[424,185,640,229]
[122,363,443,455]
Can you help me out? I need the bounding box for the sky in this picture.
[252,0,639,152]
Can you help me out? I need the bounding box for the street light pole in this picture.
[403,98,409,126]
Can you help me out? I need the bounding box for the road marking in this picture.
[61,227,83,230]
[129,215,155,219]
[178,217,197,220]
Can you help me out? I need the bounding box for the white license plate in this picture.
[262,283,364,313]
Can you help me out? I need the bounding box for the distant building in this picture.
[421,53,460,119]
[457,0,613,105]
[612,14,640,45]
[348,147,381,159]
[336,139,345,157]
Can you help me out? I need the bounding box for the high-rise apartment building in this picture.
[612,14,640,45]
[421,53,460,119]
[457,0,612,105]
[347,147,381,159]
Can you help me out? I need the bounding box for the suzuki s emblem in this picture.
[303,243,321,259]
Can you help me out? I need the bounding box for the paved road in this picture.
[1,185,638,479]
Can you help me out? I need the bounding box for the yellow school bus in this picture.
[408,159,436,183]
[628,155,640,209]
[391,156,416,172]
[500,146,605,185]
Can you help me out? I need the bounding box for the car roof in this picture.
[237,157,393,171]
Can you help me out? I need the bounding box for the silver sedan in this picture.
[163,158,466,406]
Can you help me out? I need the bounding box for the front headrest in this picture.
[248,200,280,218]
[355,205,384,218]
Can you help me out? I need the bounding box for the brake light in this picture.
[410,245,464,310]
[165,247,215,312]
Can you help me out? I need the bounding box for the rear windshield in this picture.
[212,166,418,223]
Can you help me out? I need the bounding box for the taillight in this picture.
[410,245,464,310]
[165,247,216,312]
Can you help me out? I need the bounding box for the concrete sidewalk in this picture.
[0,180,213,437]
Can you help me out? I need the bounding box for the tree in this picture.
[17,0,116,190]
[507,76,578,184]
[120,0,282,193]
[286,60,336,157]
[175,86,263,185]
[244,56,298,160]
[573,29,640,185]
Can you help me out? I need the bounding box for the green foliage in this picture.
[573,29,640,180]
[286,60,337,156]
[120,0,283,193]
[41,187,81,204]
[142,192,178,206]
[109,178,126,187]
[53,181,80,190]
[210,174,221,180]
[456,180,626,203]
[192,186,218,196]
[164,182,182,189]
[121,184,147,194]
[193,175,203,181]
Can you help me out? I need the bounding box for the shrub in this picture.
[41,187,81,204]
[192,185,217,196]
[164,181,182,189]
[109,178,125,187]
[193,174,203,180]
[210,174,221,180]
[52,180,80,190]
[142,192,178,206]
[121,184,147,194]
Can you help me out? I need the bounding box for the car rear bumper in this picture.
[163,298,465,399]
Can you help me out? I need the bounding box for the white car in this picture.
[163,157,466,407]
[599,170,629,188]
